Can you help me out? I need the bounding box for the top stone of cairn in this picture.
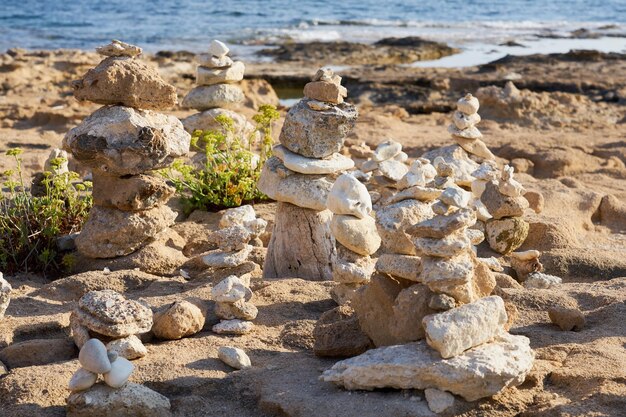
[303,67,348,104]
[208,40,230,58]
[96,40,142,57]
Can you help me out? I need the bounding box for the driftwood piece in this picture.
[264,202,336,280]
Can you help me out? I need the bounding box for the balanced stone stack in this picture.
[481,165,530,254]
[70,290,152,360]
[448,93,495,161]
[67,338,171,417]
[259,68,358,280]
[212,275,256,335]
[64,40,191,259]
[326,174,381,304]
[0,272,10,320]
[322,186,535,404]
[182,40,247,135]
[470,160,499,222]
[358,139,409,186]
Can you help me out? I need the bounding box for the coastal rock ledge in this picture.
[320,333,534,401]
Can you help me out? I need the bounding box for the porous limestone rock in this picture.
[548,306,585,331]
[313,305,373,357]
[74,290,153,338]
[456,93,480,115]
[106,335,147,360]
[63,106,191,176]
[211,276,251,303]
[273,144,354,175]
[257,157,334,211]
[332,250,377,284]
[92,174,175,211]
[219,205,256,228]
[197,54,233,68]
[279,99,358,159]
[212,319,254,335]
[96,40,142,57]
[72,57,177,110]
[0,273,11,319]
[422,145,479,187]
[152,301,205,340]
[331,215,381,256]
[375,254,421,281]
[208,39,229,57]
[378,159,409,182]
[408,208,476,239]
[182,84,245,110]
[372,140,402,162]
[67,382,172,417]
[303,80,347,104]
[376,199,434,255]
[320,333,534,401]
[485,217,529,254]
[425,388,455,413]
[75,204,177,258]
[326,173,372,219]
[217,346,251,369]
[196,61,245,85]
[215,299,258,321]
[524,272,562,289]
[481,181,529,220]
[202,245,253,268]
[182,108,255,138]
[422,296,507,358]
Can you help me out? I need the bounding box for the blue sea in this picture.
[1,0,625,66]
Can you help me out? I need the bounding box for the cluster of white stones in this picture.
[69,339,134,392]
[70,290,152,360]
[448,93,495,161]
[326,173,380,304]
[182,40,255,142]
[202,205,267,271]
[0,272,11,320]
[63,40,190,259]
[357,139,409,185]
[258,68,358,280]
[212,275,256,335]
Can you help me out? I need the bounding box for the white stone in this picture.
[479,256,504,272]
[79,339,112,374]
[327,173,372,219]
[307,99,332,111]
[378,159,409,182]
[471,161,499,181]
[218,346,252,369]
[360,159,379,173]
[106,335,147,360]
[448,124,482,140]
[96,39,142,57]
[423,296,508,359]
[44,148,69,175]
[524,272,562,289]
[182,84,245,110]
[103,357,134,389]
[202,245,253,268]
[425,388,455,413]
[452,111,481,130]
[211,275,250,303]
[69,367,98,392]
[375,254,421,281]
[212,319,254,335]
[331,215,381,256]
[372,140,402,162]
[439,187,472,209]
[197,54,233,68]
[0,272,11,319]
[332,255,376,284]
[422,145,480,187]
[457,93,480,115]
[413,232,472,258]
[473,199,493,221]
[510,250,541,261]
[208,39,229,57]
[386,185,441,204]
[219,205,256,228]
[393,151,408,162]
[499,165,526,197]
[273,144,354,175]
[67,383,171,416]
[320,332,534,401]
[196,61,245,85]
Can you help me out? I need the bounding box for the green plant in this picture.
[0,149,92,275]
[163,105,280,214]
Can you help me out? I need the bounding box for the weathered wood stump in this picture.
[263,202,336,280]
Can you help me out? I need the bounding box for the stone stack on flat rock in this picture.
[326,173,380,304]
[64,40,190,259]
[470,161,499,222]
[448,93,495,161]
[67,338,171,416]
[182,40,252,142]
[212,275,256,335]
[481,165,529,254]
[259,68,357,280]
[322,188,535,404]
[70,290,152,360]
[0,272,11,320]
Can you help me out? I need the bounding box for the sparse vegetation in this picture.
[0,149,92,275]
[162,104,280,214]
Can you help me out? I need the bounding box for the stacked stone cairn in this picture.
[448,93,495,161]
[212,275,256,335]
[358,139,409,187]
[63,40,191,259]
[481,165,530,254]
[67,338,171,416]
[321,186,535,408]
[181,40,252,138]
[0,272,10,320]
[70,289,152,360]
[200,205,267,276]
[258,68,358,280]
[326,173,381,304]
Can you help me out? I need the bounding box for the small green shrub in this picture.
[163,104,280,214]
[0,149,92,275]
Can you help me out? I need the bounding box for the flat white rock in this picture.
[208,39,230,57]
[219,205,256,228]
[524,272,562,289]
[106,335,148,360]
[213,319,254,335]
[211,275,250,303]
[79,339,111,374]
[320,332,534,401]
[202,245,253,268]
[326,173,372,219]
[423,296,508,358]
[218,346,252,369]
[273,144,354,175]
[103,357,134,389]
[373,140,402,162]
[439,187,472,209]
[378,159,409,182]
[69,367,98,392]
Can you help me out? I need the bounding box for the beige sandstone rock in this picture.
[331,215,381,256]
[152,301,205,340]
